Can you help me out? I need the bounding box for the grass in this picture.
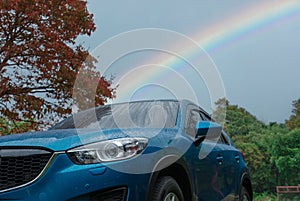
[254,192,300,201]
[254,193,277,201]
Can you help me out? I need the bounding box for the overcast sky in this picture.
[80,0,300,123]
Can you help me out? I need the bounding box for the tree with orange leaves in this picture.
[0,0,114,131]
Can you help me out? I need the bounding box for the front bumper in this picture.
[0,153,151,201]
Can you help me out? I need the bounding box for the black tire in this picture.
[240,186,251,201]
[151,176,185,201]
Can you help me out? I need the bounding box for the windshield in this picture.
[52,100,179,130]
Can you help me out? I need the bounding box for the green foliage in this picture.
[255,193,300,201]
[279,194,300,201]
[253,192,277,201]
[0,117,36,136]
[269,129,300,186]
[213,98,265,136]
[214,98,300,195]
[232,131,279,193]
[286,99,300,130]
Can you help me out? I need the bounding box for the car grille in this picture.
[68,187,128,201]
[0,148,53,192]
[92,187,127,201]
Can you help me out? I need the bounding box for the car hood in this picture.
[0,128,179,151]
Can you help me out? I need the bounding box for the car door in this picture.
[220,132,242,200]
[199,111,238,201]
[184,105,225,201]
[212,132,238,200]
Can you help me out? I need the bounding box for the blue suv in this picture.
[0,100,252,201]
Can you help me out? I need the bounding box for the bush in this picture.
[254,192,277,201]
[0,118,36,135]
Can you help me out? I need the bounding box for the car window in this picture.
[221,132,231,145]
[217,133,230,145]
[185,105,202,138]
[200,111,211,121]
[52,100,179,130]
[204,131,230,145]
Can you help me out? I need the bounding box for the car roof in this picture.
[102,99,209,115]
[104,99,199,106]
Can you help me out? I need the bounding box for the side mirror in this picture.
[194,121,222,146]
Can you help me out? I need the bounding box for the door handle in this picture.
[235,155,240,163]
[216,155,224,165]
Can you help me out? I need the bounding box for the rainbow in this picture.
[196,0,300,52]
[111,1,300,103]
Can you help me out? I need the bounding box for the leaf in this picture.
[0,0,114,132]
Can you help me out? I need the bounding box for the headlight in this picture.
[67,138,148,164]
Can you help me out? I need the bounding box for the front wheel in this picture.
[151,176,185,201]
[240,186,251,201]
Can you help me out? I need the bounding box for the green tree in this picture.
[214,99,300,193]
[212,98,228,125]
[232,129,282,193]
[269,129,300,186]
[213,98,265,136]
[0,117,36,135]
[286,99,300,130]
